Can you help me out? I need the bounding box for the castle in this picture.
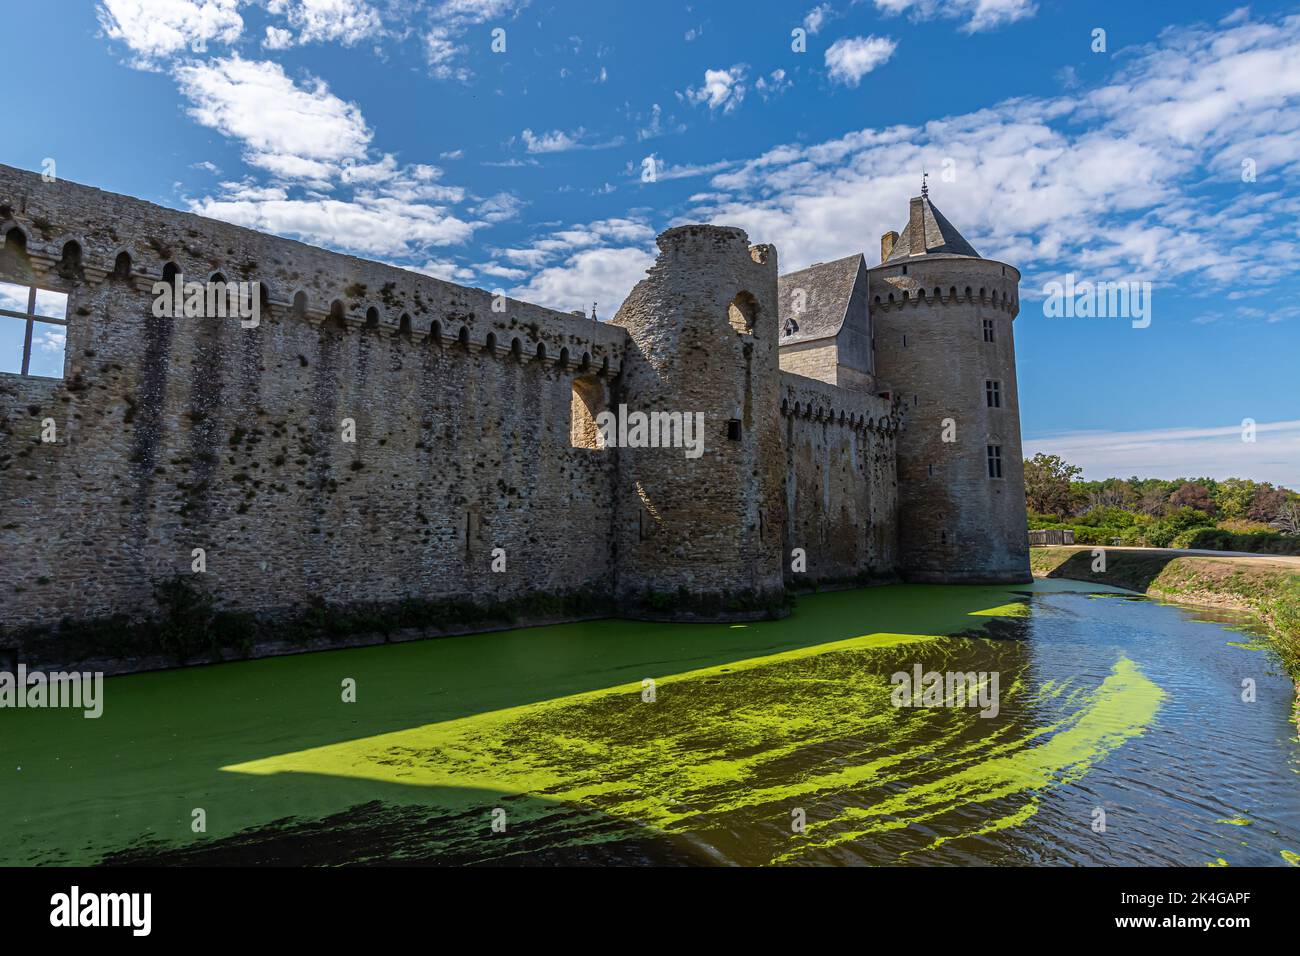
[0,162,1029,652]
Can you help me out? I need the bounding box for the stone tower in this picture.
[610,225,786,611]
[868,189,1031,583]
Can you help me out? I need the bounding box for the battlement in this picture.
[779,372,898,434]
[0,164,627,376]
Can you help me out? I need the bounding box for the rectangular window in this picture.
[987,444,1003,479]
[0,280,68,378]
[726,419,742,441]
[982,318,995,343]
[985,379,1001,408]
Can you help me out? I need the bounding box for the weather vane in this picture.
[921,171,929,198]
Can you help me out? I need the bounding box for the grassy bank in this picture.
[1031,546,1300,682]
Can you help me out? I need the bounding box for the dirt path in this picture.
[1039,545,1300,570]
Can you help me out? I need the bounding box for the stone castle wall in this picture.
[0,164,907,645]
[0,165,626,631]
[780,373,899,584]
[868,258,1030,582]
[610,226,787,603]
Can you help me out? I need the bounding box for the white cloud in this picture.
[267,0,382,46]
[683,66,748,113]
[263,25,294,49]
[824,36,898,87]
[175,57,373,182]
[804,3,832,35]
[423,0,529,80]
[521,129,582,153]
[402,258,478,283]
[1023,421,1300,486]
[873,0,1037,33]
[97,0,243,61]
[756,69,793,99]
[511,246,654,318]
[190,193,479,256]
[680,14,1300,298]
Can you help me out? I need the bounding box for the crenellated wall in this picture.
[869,258,1030,583]
[0,163,907,650]
[0,164,627,630]
[779,373,899,585]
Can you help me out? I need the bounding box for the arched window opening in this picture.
[571,375,608,450]
[112,252,132,280]
[162,262,180,287]
[727,291,758,334]
[57,241,83,281]
[292,291,308,318]
[558,347,569,369]
[457,326,470,349]
[579,351,591,371]
[365,306,379,330]
[325,299,347,333]
[399,313,412,338]
[536,342,547,362]
[510,337,522,359]
[430,320,442,346]
[484,332,497,354]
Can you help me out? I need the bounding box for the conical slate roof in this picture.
[884,195,981,261]
[777,253,865,345]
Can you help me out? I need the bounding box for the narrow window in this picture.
[928,463,935,478]
[0,280,68,378]
[726,419,742,441]
[987,445,1003,479]
[571,375,608,449]
[727,291,758,334]
[985,379,1001,408]
[982,318,995,343]
[902,334,908,348]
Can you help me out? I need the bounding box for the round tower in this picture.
[868,189,1030,583]
[610,225,786,614]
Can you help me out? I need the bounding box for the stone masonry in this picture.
[0,162,1028,657]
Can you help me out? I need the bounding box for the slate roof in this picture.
[777,253,865,345]
[883,195,981,262]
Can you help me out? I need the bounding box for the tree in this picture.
[1170,481,1216,516]
[1274,500,1300,535]
[1214,478,1256,520]
[1248,484,1289,523]
[1023,453,1082,517]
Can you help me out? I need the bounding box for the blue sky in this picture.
[3,1,1298,484]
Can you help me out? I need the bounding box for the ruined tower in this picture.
[610,225,786,611]
[868,189,1031,583]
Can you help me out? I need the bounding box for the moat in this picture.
[3,579,1297,867]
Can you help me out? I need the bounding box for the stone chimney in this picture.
[880,231,898,263]
[908,196,926,255]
